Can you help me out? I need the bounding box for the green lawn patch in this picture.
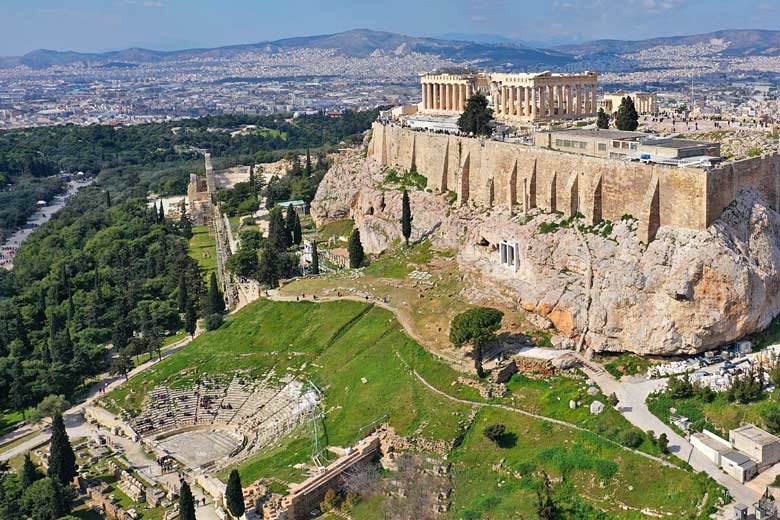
[602,353,653,379]
[188,225,217,278]
[317,219,354,242]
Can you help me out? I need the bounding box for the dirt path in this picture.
[399,353,676,469]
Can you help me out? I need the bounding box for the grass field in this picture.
[0,409,31,437]
[188,225,217,278]
[101,298,721,518]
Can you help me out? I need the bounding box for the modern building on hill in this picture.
[730,424,780,468]
[534,128,720,165]
[418,71,599,122]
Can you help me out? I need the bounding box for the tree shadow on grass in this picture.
[497,432,517,449]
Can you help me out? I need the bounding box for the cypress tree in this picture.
[179,481,197,520]
[205,273,225,316]
[285,206,296,247]
[348,229,364,269]
[616,96,639,131]
[48,413,77,486]
[177,275,188,313]
[105,190,111,208]
[267,208,287,251]
[311,241,320,275]
[179,211,193,240]
[158,202,165,224]
[597,108,610,129]
[292,213,302,246]
[22,452,38,489]
[305,147,313,177]
[401,189,412,246]
[15,309,32,358]
[258,243,281,289]
[185,303,197,338]
[225,469,245,518]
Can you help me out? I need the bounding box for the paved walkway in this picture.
[575,354,760,517]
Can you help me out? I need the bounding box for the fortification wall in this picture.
[706,153,780,226]
[372,123,737,241]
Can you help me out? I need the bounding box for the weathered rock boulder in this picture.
[311,149,780,355]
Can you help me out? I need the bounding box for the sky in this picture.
[2,0,780,56]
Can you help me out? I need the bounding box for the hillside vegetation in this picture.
[102,298,722,519]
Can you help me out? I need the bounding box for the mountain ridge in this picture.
[6,28,780,69]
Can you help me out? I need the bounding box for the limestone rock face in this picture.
[312,150,780,355]
[459,189,780,355]
[310,152,385,228]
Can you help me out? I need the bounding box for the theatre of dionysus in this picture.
[419,71,599,122]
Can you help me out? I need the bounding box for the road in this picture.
[576,355,761,517]
[1,178,94,270]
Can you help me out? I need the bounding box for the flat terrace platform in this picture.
[155,429,243,468]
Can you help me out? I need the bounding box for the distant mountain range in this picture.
[4,28,780,70]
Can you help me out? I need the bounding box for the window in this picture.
[598,143,607,151]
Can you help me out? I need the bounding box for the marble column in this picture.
[509,86,516,116]
[428,83,433,110]
[566,84,573,116]
[524,86,531,116]
[531,86,537,118]
[592,83,598,114]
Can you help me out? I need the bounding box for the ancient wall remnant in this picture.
[372,123,780,241]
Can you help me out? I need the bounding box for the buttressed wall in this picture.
[370,123,780,241]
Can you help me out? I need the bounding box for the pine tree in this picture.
[285,206,296,247]
[292,213,302,246]
[185,303,197,338]
[22,452,38,489]
[225,469,245,518]
[267,208,288,251]
[597,108,610,129]
[158,202,165,223]
[311,241,320,275]
[48,413,76,486]
[205,273,225,316]
[348,229,364,269]
[401,189,412,246]
[258,243,281,289]
[177,275,188,313]
[616,96,639,131]
[457,93,493,137]
[179,481,197,520]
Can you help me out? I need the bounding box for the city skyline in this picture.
[3,0,780,56]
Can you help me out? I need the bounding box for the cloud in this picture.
[630,0,685,13]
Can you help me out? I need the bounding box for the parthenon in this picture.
[419,71,599,122]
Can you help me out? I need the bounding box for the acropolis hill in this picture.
[312,77,780,356]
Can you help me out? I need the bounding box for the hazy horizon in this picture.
[3,0,780,56]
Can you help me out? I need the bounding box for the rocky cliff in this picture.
[311,149,780,355]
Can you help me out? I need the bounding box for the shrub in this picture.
[483,424,506,445]
[620,430,643,449]
[205,313,224,331]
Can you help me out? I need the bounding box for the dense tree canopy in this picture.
[615,97,639,131]
[457,94,494,137]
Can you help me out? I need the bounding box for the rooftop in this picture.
[544,128,646,140]
[732,424,780,447]
[722,449,756,468]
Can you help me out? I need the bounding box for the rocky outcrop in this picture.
[312,149,780,355]
[461,190,780,355]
